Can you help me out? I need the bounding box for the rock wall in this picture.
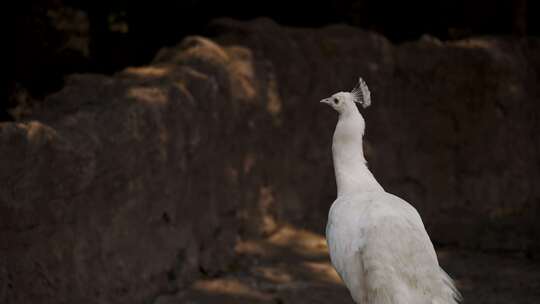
[213,18,540,252]
[1,18,539,303]
[1,36,281,304]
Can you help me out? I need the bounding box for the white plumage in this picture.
[321,78,461,304]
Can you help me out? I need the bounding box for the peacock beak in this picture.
[320,98,331,104]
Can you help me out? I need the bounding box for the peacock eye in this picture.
[333,98,339,104]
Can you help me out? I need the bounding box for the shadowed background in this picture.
[2,1,540,303]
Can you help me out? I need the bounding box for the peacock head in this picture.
[320,77,371,115]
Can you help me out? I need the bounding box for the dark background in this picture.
[7,0,538,121]
[3,1,540,303]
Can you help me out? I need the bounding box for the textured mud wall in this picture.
[213,18,540,252]
[1,37,282,303]
[1,18,539,303]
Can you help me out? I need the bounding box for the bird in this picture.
[321,78,461,304]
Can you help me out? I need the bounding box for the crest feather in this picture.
[351,77,371,108]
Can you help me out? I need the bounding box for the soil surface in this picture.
[155,225,540,304]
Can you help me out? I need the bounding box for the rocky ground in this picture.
[155,225,540,304]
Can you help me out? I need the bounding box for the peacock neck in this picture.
[332,112,383,197]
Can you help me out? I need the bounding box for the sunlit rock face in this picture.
[0,35,281,304]
[1,18,539,304]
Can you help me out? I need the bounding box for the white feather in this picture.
[323,78,461,304]
[351,77,371,108]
